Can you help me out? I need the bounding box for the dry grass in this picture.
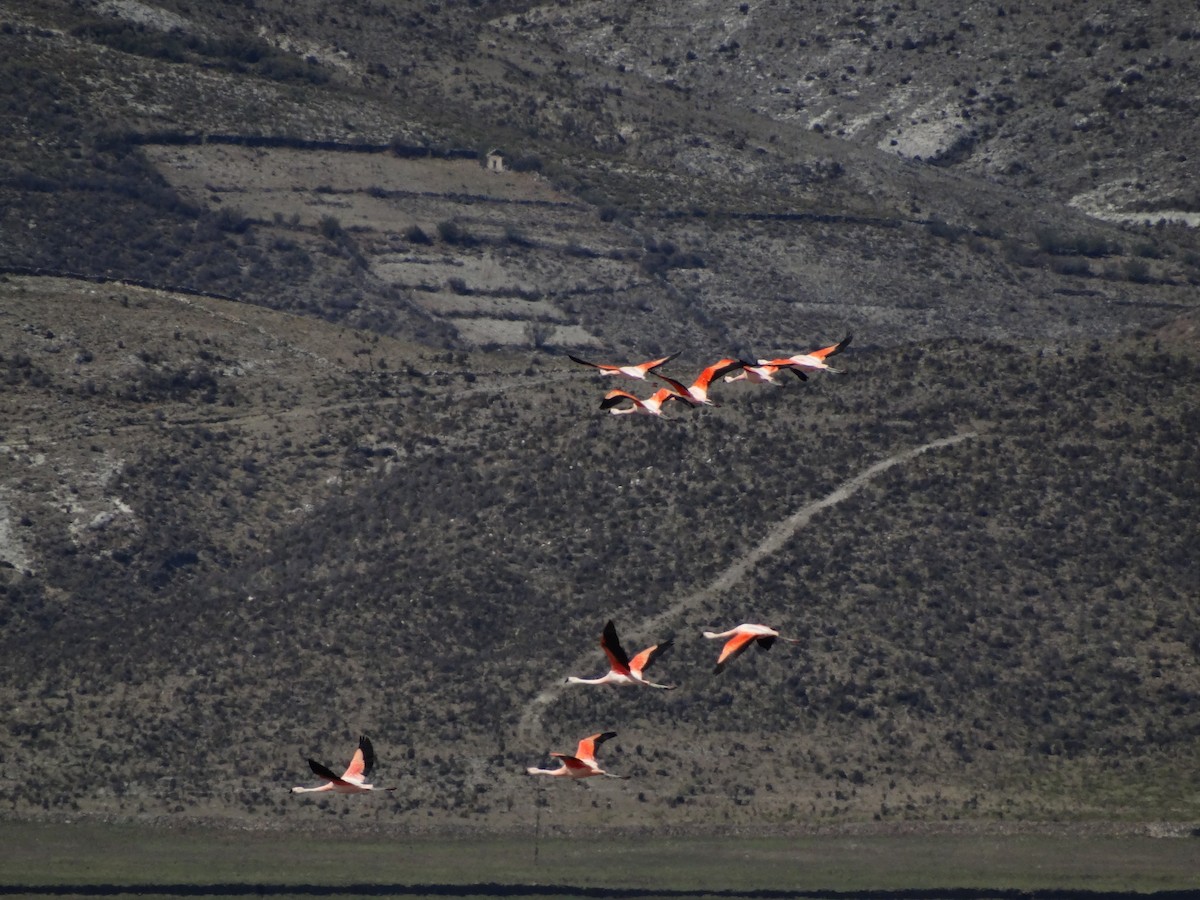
[3,821,1198,892]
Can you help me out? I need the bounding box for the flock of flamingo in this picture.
[291,620,805,791]
[568,334,851,416]
[291,337,851,793]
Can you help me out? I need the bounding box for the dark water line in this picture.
[2,885,1199,899]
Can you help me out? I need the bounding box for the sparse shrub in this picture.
[928,218,965,241]
[524,321,554,348]
[504,226,533,247]
[1035,226,1120,258]
[509,154,543,173]
[318,215,344,240]
[1003,239,1041,268]
[212,206,251,234]
[1051,257,1091,277]
[437,220,473,245]
[566,241,598,258]
[1124,258,1152,283]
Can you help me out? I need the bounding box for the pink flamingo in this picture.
[759,334,852,376]
[653,357,746,405]
[568,351,680,380]
[724,361,808,385]
[526,732,627,780]
[566,620,676,689]
[702,624,801,674]
[599,386,695,416]
[291,735,396,794]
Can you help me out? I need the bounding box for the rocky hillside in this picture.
[0,0,1198,834]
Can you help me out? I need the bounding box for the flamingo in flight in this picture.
[702,623,801,674]
[566,620,676,689]
[653,357,745,405]
[599,386,695,417]
[291,735,396,794]
[759,334,853,376]
[568,351,680,380]
[526,731,627,780]
[723,361,807,385]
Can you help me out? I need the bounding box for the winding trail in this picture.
[517,430,978,738]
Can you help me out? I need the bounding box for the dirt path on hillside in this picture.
[517,431,978,738]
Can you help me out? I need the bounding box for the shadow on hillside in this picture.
[3,884,1199,899]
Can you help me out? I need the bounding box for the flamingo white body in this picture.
[702,623,801,674]
[291,735,396,794]
[526,731,626,780]
[599,387,694,416]
[723,361,803,385]
[653,357,745,405]
[566,620,676,690]
[759,334,852,376]
[569,351,680,380]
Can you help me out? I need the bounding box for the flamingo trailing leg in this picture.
[568,352,680,380]
[702,623,801,674]
[291,735,397,794]
[526,732,627,780]
[566,620,676,689]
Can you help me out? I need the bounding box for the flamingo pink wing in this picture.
[714,631,758,672]
[637,351,681,373]
[694,358,743,389]
[629,639,673,676]
[652,371,692,397]
[811,334,852,359]
[550,753,592,773]
[575,731,617,765]
[342,747,367,783]
[600,389,640,409]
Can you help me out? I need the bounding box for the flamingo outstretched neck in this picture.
[565,620,676,689]
[702,623,801,674]
[569,352,680,380]
[759,334,852,375]
[526,731,627,780]
[291,735,397,794]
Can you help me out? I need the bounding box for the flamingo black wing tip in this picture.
[359,735,377,775]
[710,360,744,381]
[307,759,339,780]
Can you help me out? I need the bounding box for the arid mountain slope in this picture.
[2,278,1198,831]
[2,0,1198,357]
[0,0,1198,834]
